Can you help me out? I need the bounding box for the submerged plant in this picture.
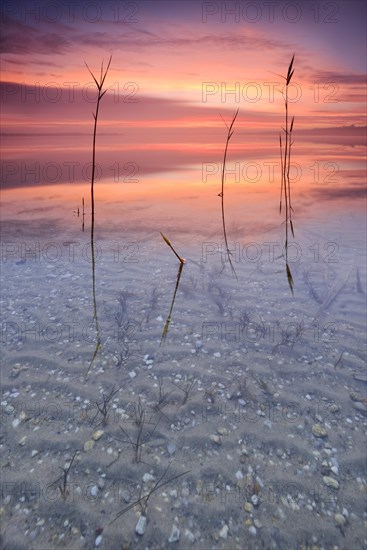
[160,232,185,345]
[110,461,190,525]
[219,108,239,280]
[49,450,79,501]
[84,55,112,374]
[278,54,296,294]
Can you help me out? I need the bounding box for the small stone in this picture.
[217,427,228,435]
[12,418,20,428]
[210,435,221,445]
[349,391,362,402]
[219,525,228,539]
[135,515,147,535]
[142,473,155,483]
[168,524,180,542]
[19,436,27,446]
[97,478,105,489]
[36,519,45,526]
[244,502,253,512]
[312,424,328,438]
[254,519,262,529]
[353,373,367,383]
[323,476,339,490]
[249,526,257,536]
[95,534,102,547]
[251,494,260,507]
[92,430,104,441]
[121,491,130,503]
[90,486,98,497]
[353,401,367,413]
[167,443,176,455]
[31,450,39,458]
[213,352,221,358]
[334,513,346,527]
[84,440,95,452]
[129,371,137,379]
[185,529,195,543]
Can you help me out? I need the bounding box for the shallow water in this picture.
[1,151,366,549]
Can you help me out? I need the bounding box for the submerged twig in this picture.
[219,108,239,280]
[49,450,79,501]
[109,462,190,525]
[160,233,185,345]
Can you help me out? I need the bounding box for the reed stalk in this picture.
[219,108,239,280]
[278,55,295,294]
[84,55,112,373]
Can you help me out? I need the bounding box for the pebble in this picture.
[168,524,180,542]
[92,430,104,441]
[84,440,95,452]
[185,529,195,543]
[334,513,346,526]
[353,401,367,413]
[354,373,367,382]
[167,443,176,455]
[349,391,363,402]
[135,515,147,535]
[254,519,262,529]
[312,424,328,438]
[90,486,98,497]
[213,352,221,358]
[95,534,102,546]
[31,450,39,458]
[128,371,137,379]
[251,495,260,507]
[323,476,339,489]
[12,418,20,428]
[219,525,228,539]
[142,473,155,483]
[97,478,106,489]
[210,435,221,445]
[249,526,257,536]
[244,502,253,512]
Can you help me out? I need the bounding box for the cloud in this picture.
[0,14,71,55]
[311,186,366,201]
[309,71,366,85]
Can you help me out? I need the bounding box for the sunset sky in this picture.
[1,0,366,198]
